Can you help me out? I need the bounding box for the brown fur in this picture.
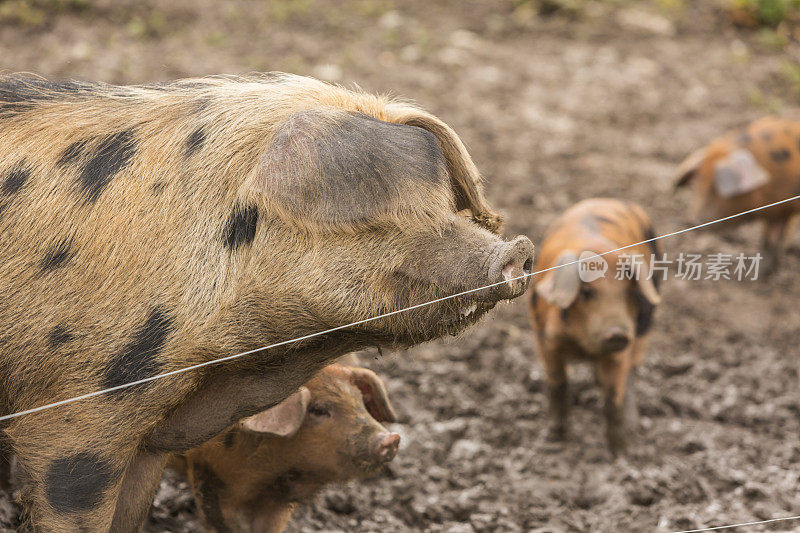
[0,73,533,531]
[528,198,661,456]
[172,364,399,533]
[674,116,800,274]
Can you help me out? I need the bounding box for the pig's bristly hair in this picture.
[1,192,798,423]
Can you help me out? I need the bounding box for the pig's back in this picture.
[728,117,800,204]
[538,198,658,270]
[0,78,274,401]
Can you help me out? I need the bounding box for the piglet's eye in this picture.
[579,286,596,300]
[308,404,332,418]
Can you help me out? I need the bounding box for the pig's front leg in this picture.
[539,344,569,442]
[109,451,168,533]
[596,350,633,457]
[186,460,233,533]
[0,435,11,491]
[761,217,791,276]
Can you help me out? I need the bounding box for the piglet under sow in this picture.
[174,363,400,533]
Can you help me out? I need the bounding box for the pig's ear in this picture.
[636,276,661,306]
[535,251,580,309]
[384,105,504,233]
[349,367,398,423]
[250,109,452,227]
[712,148,770,198]
[674,148,707,190]
[240,387,311,437]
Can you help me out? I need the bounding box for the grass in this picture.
[727,0,800,27]
[0,0,87,28]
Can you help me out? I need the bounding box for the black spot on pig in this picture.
[316,112,445,188]
[223,204,259,251]
[59,138,93,166]
[770,149,791,163]
[76,129,138,203]
[269,468,303,502]
[44,453,117,513]
[737,131,752,145]
[262,110,447,224]
[1,163,30,196]
[530,289,538,307]
[184,127,206,157]
[223,430,236,449]
[41,238,74,270]
[579,217,599,232]
[48,324,75,347]
[103,306,174,392]
[0,76,95,118]
[192,463,229,533]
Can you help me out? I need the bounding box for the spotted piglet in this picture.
[173,363,400,533]
[674,116,800,274]
[528,198,662,456]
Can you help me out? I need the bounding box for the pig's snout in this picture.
[373,432,400,463]
[487,235,534,300]
[601,327,631,353]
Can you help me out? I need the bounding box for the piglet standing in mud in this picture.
[674,116,800,274]
[528,198,661,456]
[0,73,534,531]
[172,363,400,533]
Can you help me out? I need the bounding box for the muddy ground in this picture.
[2,0,800,531]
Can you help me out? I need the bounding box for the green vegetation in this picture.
[728,0,800,27]
[0,0,86,28]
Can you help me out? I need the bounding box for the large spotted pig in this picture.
[528,198,661,455]
[173,363,399,533]
[0,73,534,531]
[674,116,800,274]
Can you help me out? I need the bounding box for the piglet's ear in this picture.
[349,367,398,423]
[636,276,661,306]
[535,251,580,309]
[674,148,707,190]
[240,387,311,437]
[713,148,770,198]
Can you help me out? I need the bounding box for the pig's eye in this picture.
[308,404,332,418]
[579,286,596,301]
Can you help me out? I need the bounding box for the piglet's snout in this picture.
[488,236,534,300]
[373,432,400,463]
[601,327,631,353]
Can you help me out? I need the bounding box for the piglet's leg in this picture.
[186,460,233,533]
[539,348,569,441]
[596,350,633,457]
[249,501,296,533]
[761,218,790,276]
[625,336,650,429]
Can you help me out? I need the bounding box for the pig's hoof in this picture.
[607,433,627,458]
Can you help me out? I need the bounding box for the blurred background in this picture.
[2,0,800,531]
